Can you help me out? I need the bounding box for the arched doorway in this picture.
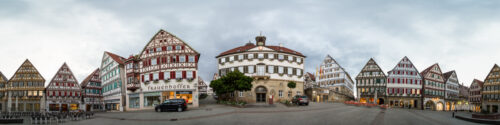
[378,98,384,105]
[436,102,444,111]
[425,101,435,110]
[255,86,267,103]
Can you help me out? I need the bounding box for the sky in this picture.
[1,0,500,90]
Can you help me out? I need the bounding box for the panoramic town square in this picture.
[1,0,500,125]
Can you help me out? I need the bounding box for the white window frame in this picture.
[176,71,182,79]
[297,58,302,63]
[156,47,161,52]
[288,56,294,61]
[238,55,243,60]
[288,67,293,75]
[248,66,254,74]
[144,74,150,81]
[258,53,264,59]
[152,58,157,65]
[268,66,274,73]
[189,56,195,62]
[176,45,182,50]
[278,67,284,74]
[248,54,254,59]
[187,71,193,78]
[164,72,170,80]
[221,58,226,63]
[180,56,186,62]
[279,90,283,97]
[238,67,244,72]
[167,46,173,51]
[269,54,274,59]
[153,73,159,80]
[229,56,234,61]
[239,91,244,97]
[278,55,284,60]
[297,69,302,76]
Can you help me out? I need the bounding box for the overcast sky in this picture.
[1,0,499,89]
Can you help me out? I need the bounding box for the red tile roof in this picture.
[105,51,126,64]
[80,68,100,88]
[217,43,305,57]
[306,72,315,81]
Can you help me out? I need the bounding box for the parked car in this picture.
[292,95,309,106]
[155,99,188,112]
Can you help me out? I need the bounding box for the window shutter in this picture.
[149,74,153,80]
[186,55,189,62]
[157,57,160,64]
[182,71,187,78]
[234,55,238,60]
[244,66,248,73]
[162,46,166,51]
[264,54,268,59]
[193,71,196,78]
[149,59,152,66]
[146,50,149,54]
[182,45,185,50]
[171,71,175,79]
[244,54,248,59]
[176,56,179,62]
[159,72,164,80]
[195,55,199,62]
[171,56,174,63]
[274,66,278,73]
[173,46,176,50]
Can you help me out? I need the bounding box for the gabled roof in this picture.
[484,64,500,83]
[47,63,81,89]
[80,68,100,88]
[0,71,7,83]
[443,70,456,81]
[306,72,315,81]
[216,39,305,57]
[139,29,200,58]
[105,51,126,64]
[387,56,422,78]
[356,58,386,78]
[9,59,45,82]
[473,79,484,88]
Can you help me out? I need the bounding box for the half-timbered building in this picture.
[316,55,354,102]
[420,63,446,111]
[482,64,500,113]
[46,63,82,112]
[470,79,483,112]
[0,71,7,111]
[80,68,103,111]
[6,59,46,112]
[125,29,201,110]
[386,57,422,109]
[355,58,387,105]
[443,70,460,111]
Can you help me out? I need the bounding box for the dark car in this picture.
[292,95,309,106]
[155,99,188,112]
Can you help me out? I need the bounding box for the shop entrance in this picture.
[255,86,267,103]
[61,104,68,112]
[378,98,384,105]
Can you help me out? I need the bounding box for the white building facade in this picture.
[386,57,422,109]
[100,52,127,111]
[316,55,354,102]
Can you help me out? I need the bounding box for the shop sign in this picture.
[176,91,192,94]
[147,84,192,91]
